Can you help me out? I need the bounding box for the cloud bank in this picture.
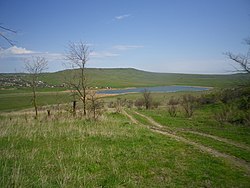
[0,46,34,56]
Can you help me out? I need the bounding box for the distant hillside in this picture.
[1,68,249,88]
[40,68,250,88]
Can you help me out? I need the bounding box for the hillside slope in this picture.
[39,68,249,88]
[1,68,249,88]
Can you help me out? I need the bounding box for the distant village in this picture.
[0,75,66,88]
[0,75,112,90]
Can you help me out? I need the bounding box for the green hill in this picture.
[39,68,249,88]
[1,68,249,89]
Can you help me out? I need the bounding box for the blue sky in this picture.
[0,0,249,73]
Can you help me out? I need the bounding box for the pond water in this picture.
[97,85,210,95]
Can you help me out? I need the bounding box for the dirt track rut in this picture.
[123,110,250,173]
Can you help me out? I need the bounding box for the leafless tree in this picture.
[24,56,48,118]
[87,91,104,120]
[66,41,90,116]
[225,38,250,74]
[0,25,16,46]
[143,89,152,110]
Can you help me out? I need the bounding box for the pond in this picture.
[97,85,210,95]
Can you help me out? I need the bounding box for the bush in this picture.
[218,87,250,104]
[134,98,144,110]
[198,94,217,105]
[108,101,115,108]
[143,89,152,109]
[126,100,134,108]
[214,104,245,125]
[152,101,160,109]
[181,94,197,118]
[115,98,123,113]
[237,96,250,110]
[167,97,179,117]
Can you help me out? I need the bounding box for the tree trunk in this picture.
[32,79,38,118]
[73,100,76,116]
[83,89,86,116]
[81,67,87,116]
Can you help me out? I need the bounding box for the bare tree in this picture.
[66,41,90,116]
[87,91,104,120]
[24,57,48,118]
[143,89,152,110]
[0,25,16,46]
[225,38,250,74]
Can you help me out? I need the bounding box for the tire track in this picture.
[134,111,250,151]
[123,110,250,173]
[184,130,250,151]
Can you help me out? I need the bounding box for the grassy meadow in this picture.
[1,69,250,187]
[1,109,250,187]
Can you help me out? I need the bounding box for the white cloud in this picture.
[0,46,64,60]
[113,45,144,50]
[90,51,119,58]
[115,14,131,20]
[0,46,34,55]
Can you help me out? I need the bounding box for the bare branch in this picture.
[66,41,90,69]
[225,39,250,74]
[0,25,17,46]
[25,56,48,75]
[225,52,250,74]
[0,32,14,46]
[65,41,91,116]
[0,25,17,33]
[24,56,48,117]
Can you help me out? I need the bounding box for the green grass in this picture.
[137,107,250,146]
[0,112,249,187]
[179,132,250,162]
[42,68,250,88]
[2,68,250,90]
[0,92,71,112]
[0,88,208,112]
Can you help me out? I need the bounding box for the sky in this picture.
[0,0,249,74]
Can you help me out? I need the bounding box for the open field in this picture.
[0,92,71,112]
[0,89,211,112]
[0,108,250,187]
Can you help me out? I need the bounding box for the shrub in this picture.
[134,98,144,110]
[181,94,197,118]
[198,94,217,105]
[214,104,245,125]
[167,97,179,117]
[126,100,134,108]
[237,96,250,110]
[115,98,123,113]
[87,92,104,120]
[142,89,152,109]
[108,101,115,108]
[152,101,160,109]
